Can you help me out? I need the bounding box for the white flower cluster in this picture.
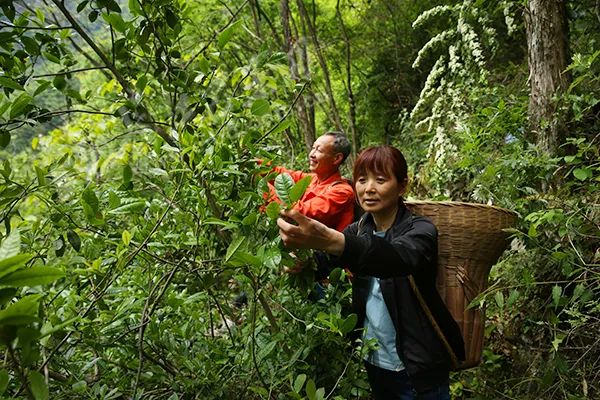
[411,56,446,121]
[412,5,454,29]
[426,126,459,197]
[502,1,517,36]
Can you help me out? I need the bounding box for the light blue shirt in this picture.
[363,231,404,371]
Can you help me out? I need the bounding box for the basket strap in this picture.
[408,276,460,370]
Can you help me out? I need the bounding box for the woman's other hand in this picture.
[277,209,345,256]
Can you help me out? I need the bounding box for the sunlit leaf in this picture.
[573,167,592,181]
[552,285,562,308]
[0,230,22,260]
[293,374,306,393]
[29,370,48,400]
[0,294,42,326]
[1,267,64,287]
[265,201,280,220]
[225,236,246,264]
[251,99,270,116]
[0,77,24,91]
[9,93,32,119]
[288,176,312,203]
[274,173,294,206]
[339,313,357,335]
[217,19,242,48]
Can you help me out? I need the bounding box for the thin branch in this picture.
[0,22,72,30]
[32,66,109,78]
[256,80,309,144]
[184,1,250,70]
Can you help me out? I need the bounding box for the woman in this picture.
[277,145,465,399]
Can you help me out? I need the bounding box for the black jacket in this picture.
[334,205,465,392]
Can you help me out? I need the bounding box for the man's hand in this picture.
[277,209,345,256]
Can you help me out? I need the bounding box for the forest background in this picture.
[0,0,598,399]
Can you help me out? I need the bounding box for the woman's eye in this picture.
[376,177,386,183]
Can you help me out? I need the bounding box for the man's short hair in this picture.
[324,131,351,162]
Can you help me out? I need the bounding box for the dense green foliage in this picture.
[0,0,598,399]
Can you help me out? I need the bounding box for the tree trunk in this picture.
[295,0,344,133]
[335,0,359,156]
[524,0,570,155]
[280,0,315,152]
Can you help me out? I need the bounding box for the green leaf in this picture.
[0,294,42,326]
[104,0,122,13]
[0,130,9,149]
[21,36,40,55]
[35,166,46,186]
[52,75,67,91]
[76,0,89,13]
[71,380,87,393]
[29,370,48,400]
[0,77,24,91]
[39,316,78,339]
[225,236,246,264]
[552,285,562,308]
[128,0,142,15]
[339,313,357,335]
[122,164,133,184]
[33,80,52,97]
[274,173,294,206]
[507,289,519,308]
[328,268,342,284]
[305,379,317,400]
[66,230,81,252]
[316,388,325,400]
[573,167,592,181]
[0,254,31,279]
[288,176,312,203]
[9,92,32,119]
[165,8,178,28]
[217,19,242,48]
[0,369,9,395]
[241,212,258,226]
[136,75,148,93]
[122,230,131,246]
[1,267,64,287]
[269,119,292,136]
[494,291,504,309]
[0,288,17,307]
[107,201,145,214]
[293,374,306,393]
[102,12,127,32]
[250,99,270,116]
[265,201,280,221]
[81,187,99,215]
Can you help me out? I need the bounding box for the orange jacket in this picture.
[266,166,355,232]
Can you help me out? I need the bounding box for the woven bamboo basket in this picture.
[405,201,517,369]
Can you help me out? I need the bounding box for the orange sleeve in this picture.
[293,184,354,230]
[270,166,309,182]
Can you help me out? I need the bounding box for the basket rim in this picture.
[404,200,518,217]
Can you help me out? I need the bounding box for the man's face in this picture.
[308,135,340,175]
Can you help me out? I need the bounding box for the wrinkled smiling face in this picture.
[355,171,404,217]
[308,135,339,175]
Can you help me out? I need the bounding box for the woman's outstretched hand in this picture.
[277,209,345,256]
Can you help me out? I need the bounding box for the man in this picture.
[264,131,355,232]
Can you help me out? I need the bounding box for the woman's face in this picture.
[355,170,405,217]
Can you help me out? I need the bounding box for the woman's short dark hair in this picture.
[353,145,408,184]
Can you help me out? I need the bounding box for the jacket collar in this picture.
[358,201,412,235]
